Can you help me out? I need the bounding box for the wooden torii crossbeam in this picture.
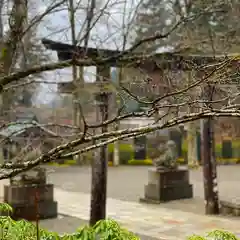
[42,38,237,67]
[42,38,239,94]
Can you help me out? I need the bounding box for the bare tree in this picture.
[0,0,239,222]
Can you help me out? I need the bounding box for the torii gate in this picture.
[42,38,238,96]
[41,38,238,160]
[42,38,239,215]
[41,38,234,124]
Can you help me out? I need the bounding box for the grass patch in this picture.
[65,159,77,165]
[128,158,188,166]
[47,162,70,167]
[128,158,152,165]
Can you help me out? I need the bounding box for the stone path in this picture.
[55,188,240,240]
[1,165,240,239]
[47,165,240,206]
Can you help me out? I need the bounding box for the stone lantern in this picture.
[4,148,58,220]
[0,123,58,221]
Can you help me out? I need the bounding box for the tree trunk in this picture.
[201,118,219,214]
[201,84,219,215]
[90,93,109,225]
[187,122,198,166]
[113,137,120,166]
[0,0,27,116]
[0,0,3,39]
[90,66,110,226]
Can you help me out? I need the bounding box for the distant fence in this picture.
[108,129,240,165]
[168,129,240,163]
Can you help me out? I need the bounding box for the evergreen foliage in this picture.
[133,0,240,54]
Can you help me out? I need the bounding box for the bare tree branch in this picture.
[1,108,240,179]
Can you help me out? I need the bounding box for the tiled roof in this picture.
[0,121,58,138]
[0,122,34,137]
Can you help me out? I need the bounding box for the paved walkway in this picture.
[55,188,240,240]
[1,166,240,239]
[47,165,240,205]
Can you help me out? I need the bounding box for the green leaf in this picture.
[207,230,239,240]
[1,47,7,58]
[0,203,13,214]
[188,235,206,240]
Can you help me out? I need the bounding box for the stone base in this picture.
[4,184,54,205]
[139,197,162,204]
[9,201,58,220]
[144,183,193,202]
[220,200,240,217]
[3,184,58,220]
[141,168,193,203]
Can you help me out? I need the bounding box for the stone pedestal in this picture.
[140,168,193,203]
[3,184,57,220]
[220,200,240,217]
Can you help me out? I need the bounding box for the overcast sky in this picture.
[33,0,140,104]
